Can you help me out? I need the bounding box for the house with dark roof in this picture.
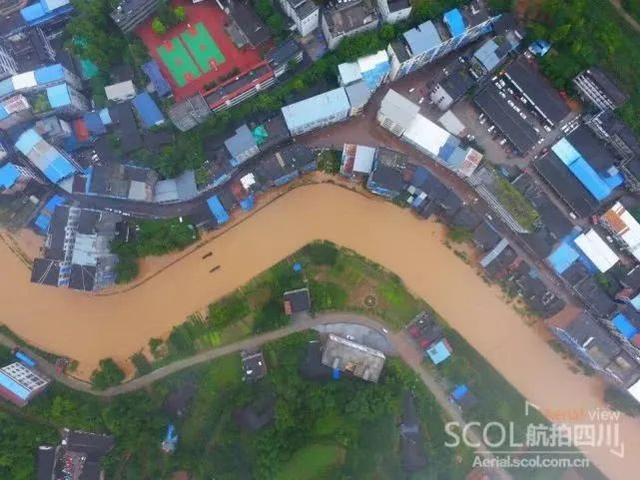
[255,144,316,187]
[225,124,259,167]
[366,147,407,198]
[110,0,160,33]
[38,429,115,480]
[31,205,121,291]
[321,0,379,50]
[241,350,267,382]
[503,56,570,126]
[283,287,311,315]
[573,67,628,111]
[86,164,158,201]
[266,39,304,77]
[472,220,501,252]
[508,260,565,318]
[430,65,475,111]
[253,113,290,153]
[225,0,271,48]
[278,0,319,36]
[377,0,411,24]
[480,240,517,280]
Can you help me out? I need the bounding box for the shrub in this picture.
[152,18,166,35]
[91,358,125,390]
[302,241,339,266]
[447,226,473,244]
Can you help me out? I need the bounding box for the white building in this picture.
[105,80,136,103]
[574,229,620,273]
[278,0,319,36]
[376,89,420,136]
[376,0,411,24]
[341,143,376,179]
[321,0,379,50]
[601,202,640,262]
[281,87,351,136]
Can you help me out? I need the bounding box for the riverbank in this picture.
[2,182,640,477]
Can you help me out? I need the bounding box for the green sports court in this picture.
[156,22,226,87]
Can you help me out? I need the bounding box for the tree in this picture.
[114,254,138,284]
[91,358,125,390]
[152,18,167,35]
[174,5,186,22]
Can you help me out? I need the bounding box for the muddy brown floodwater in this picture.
[1,183,639,478]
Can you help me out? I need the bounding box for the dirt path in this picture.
[609,0,640,33]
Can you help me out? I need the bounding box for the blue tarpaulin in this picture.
[207,195,230,225]
[142,60,172,97]
[132,92,165,129]
[612,313,638,339]
[0,163,20,189]
[451,384,469,401]
[239,195,255,211]
[443,9,466,37]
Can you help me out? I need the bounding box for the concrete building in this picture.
[225,124,259,167]
[388,2,496,80]
[337,49,390,91]
[168,93,210,132]
[574,229,619,274]
[430,65,475,110]
[283,287,311,314]
[111,0,160,34]
[321,333,386,382]
[573,67,628,112]
[41,82,89,116]
[340,143,376,179]
[321,0,379,50]
[241,350,267,382]
[601,202,640,263]
[0,161,37,194]
[0,93,32,129]
[0,361,50,406]
[0,63,81,102]
[266,39,304,78]
[376,0,411,24]
[105,80,136,103]
[31,205,121,291]
[14,128,80,185]
[279,0,319,36]
[86,164,159,201]
[281,87,350,136]
[366,147,407,198]
[376,89,420,136]
[205,63,276,112]
[0,0,27,16]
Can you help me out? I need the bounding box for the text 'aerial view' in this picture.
[2,0,640,478]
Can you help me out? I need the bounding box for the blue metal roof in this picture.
[207,195,230,224]
[43,153,76,183]
[0,370,30,400]
[360,61,390,92]
[34,194,65,232]
[142,60,172,97]
[15,128,42,154]
[281,87,350,133]
[612,313,638,339]
[132,92,165,129]
[443,8,466,37]
[426,339,452,365]
[552,138,616,201]
[0,163,20,189]
[84,111,106,135]
[0,78,15,98]
[46,83,70,108]
[239,195,255,211]
[403,21,442,55]
[99,108,112,125]
[547,241,580,274]
[35,64,64,84]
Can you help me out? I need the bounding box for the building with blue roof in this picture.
[547,240,581,275]
[425,339,452,365]
[0,361,50,407]
[132,92,165,129]
[15,128,79,184]
[281,87,350,136]
[34,194,65,232]
[20,0,73,27]
[612,312,639,340]
[0,162,35,193]
[45,83,89,115]
[83,111,107,135]
[0,94,32,129]
[388,1,497,80]
[142,60,171,97]
[207,195,230,225]
[0,63,81,101]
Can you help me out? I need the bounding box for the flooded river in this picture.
[1,183,639,478]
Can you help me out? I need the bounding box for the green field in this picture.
[276,444,344,480]
[180,22,225,73]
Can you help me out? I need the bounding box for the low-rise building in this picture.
[86,164,158,201]
[205,63,276,112]
[430,65,475,111]
[225,124,259,167]
[281,87,350,136]
[321,0,379,50]
[376,0,411,24]
[600,201,640,262]
[573,67,628,111]
[470,33,520,78]
[266,39,304,78]
[279,0,319,36]
[0,0,28,17]
[0,40,17,80]
[105,80,136,103]
[0,361,50,406]
[0,94,32,129]
[321,333,386,382]
[0,161,37,194]
[226,0,271,48]
[340,143,376,179]
[14,128,80,185]
[131,91,165,129]
[31,205,121,291]
[574,229,619,274]
[111,0,160,34]
[283,287,311,314]
[377,89,420,136]
[256,144,316,186]
[366,147,407,198]
[503,56,570,126]
[241,350,267,382]
[37,429,115,480]
[168,93,211,132]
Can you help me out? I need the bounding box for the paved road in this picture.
[1,312,509,477]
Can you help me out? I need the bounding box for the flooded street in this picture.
[1,183,639,477]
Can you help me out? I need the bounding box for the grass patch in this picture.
[494,176,539,231]
[277,444,344,480]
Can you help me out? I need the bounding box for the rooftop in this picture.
[321,333,386,382]
[504,56,570,125]
[403,20,442,55]
[227,0,271,47]
[281,87,350,132]
[283,287,311,314]
[576,67,629,108]
[378,89,420,131]
[323,0,378,37]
